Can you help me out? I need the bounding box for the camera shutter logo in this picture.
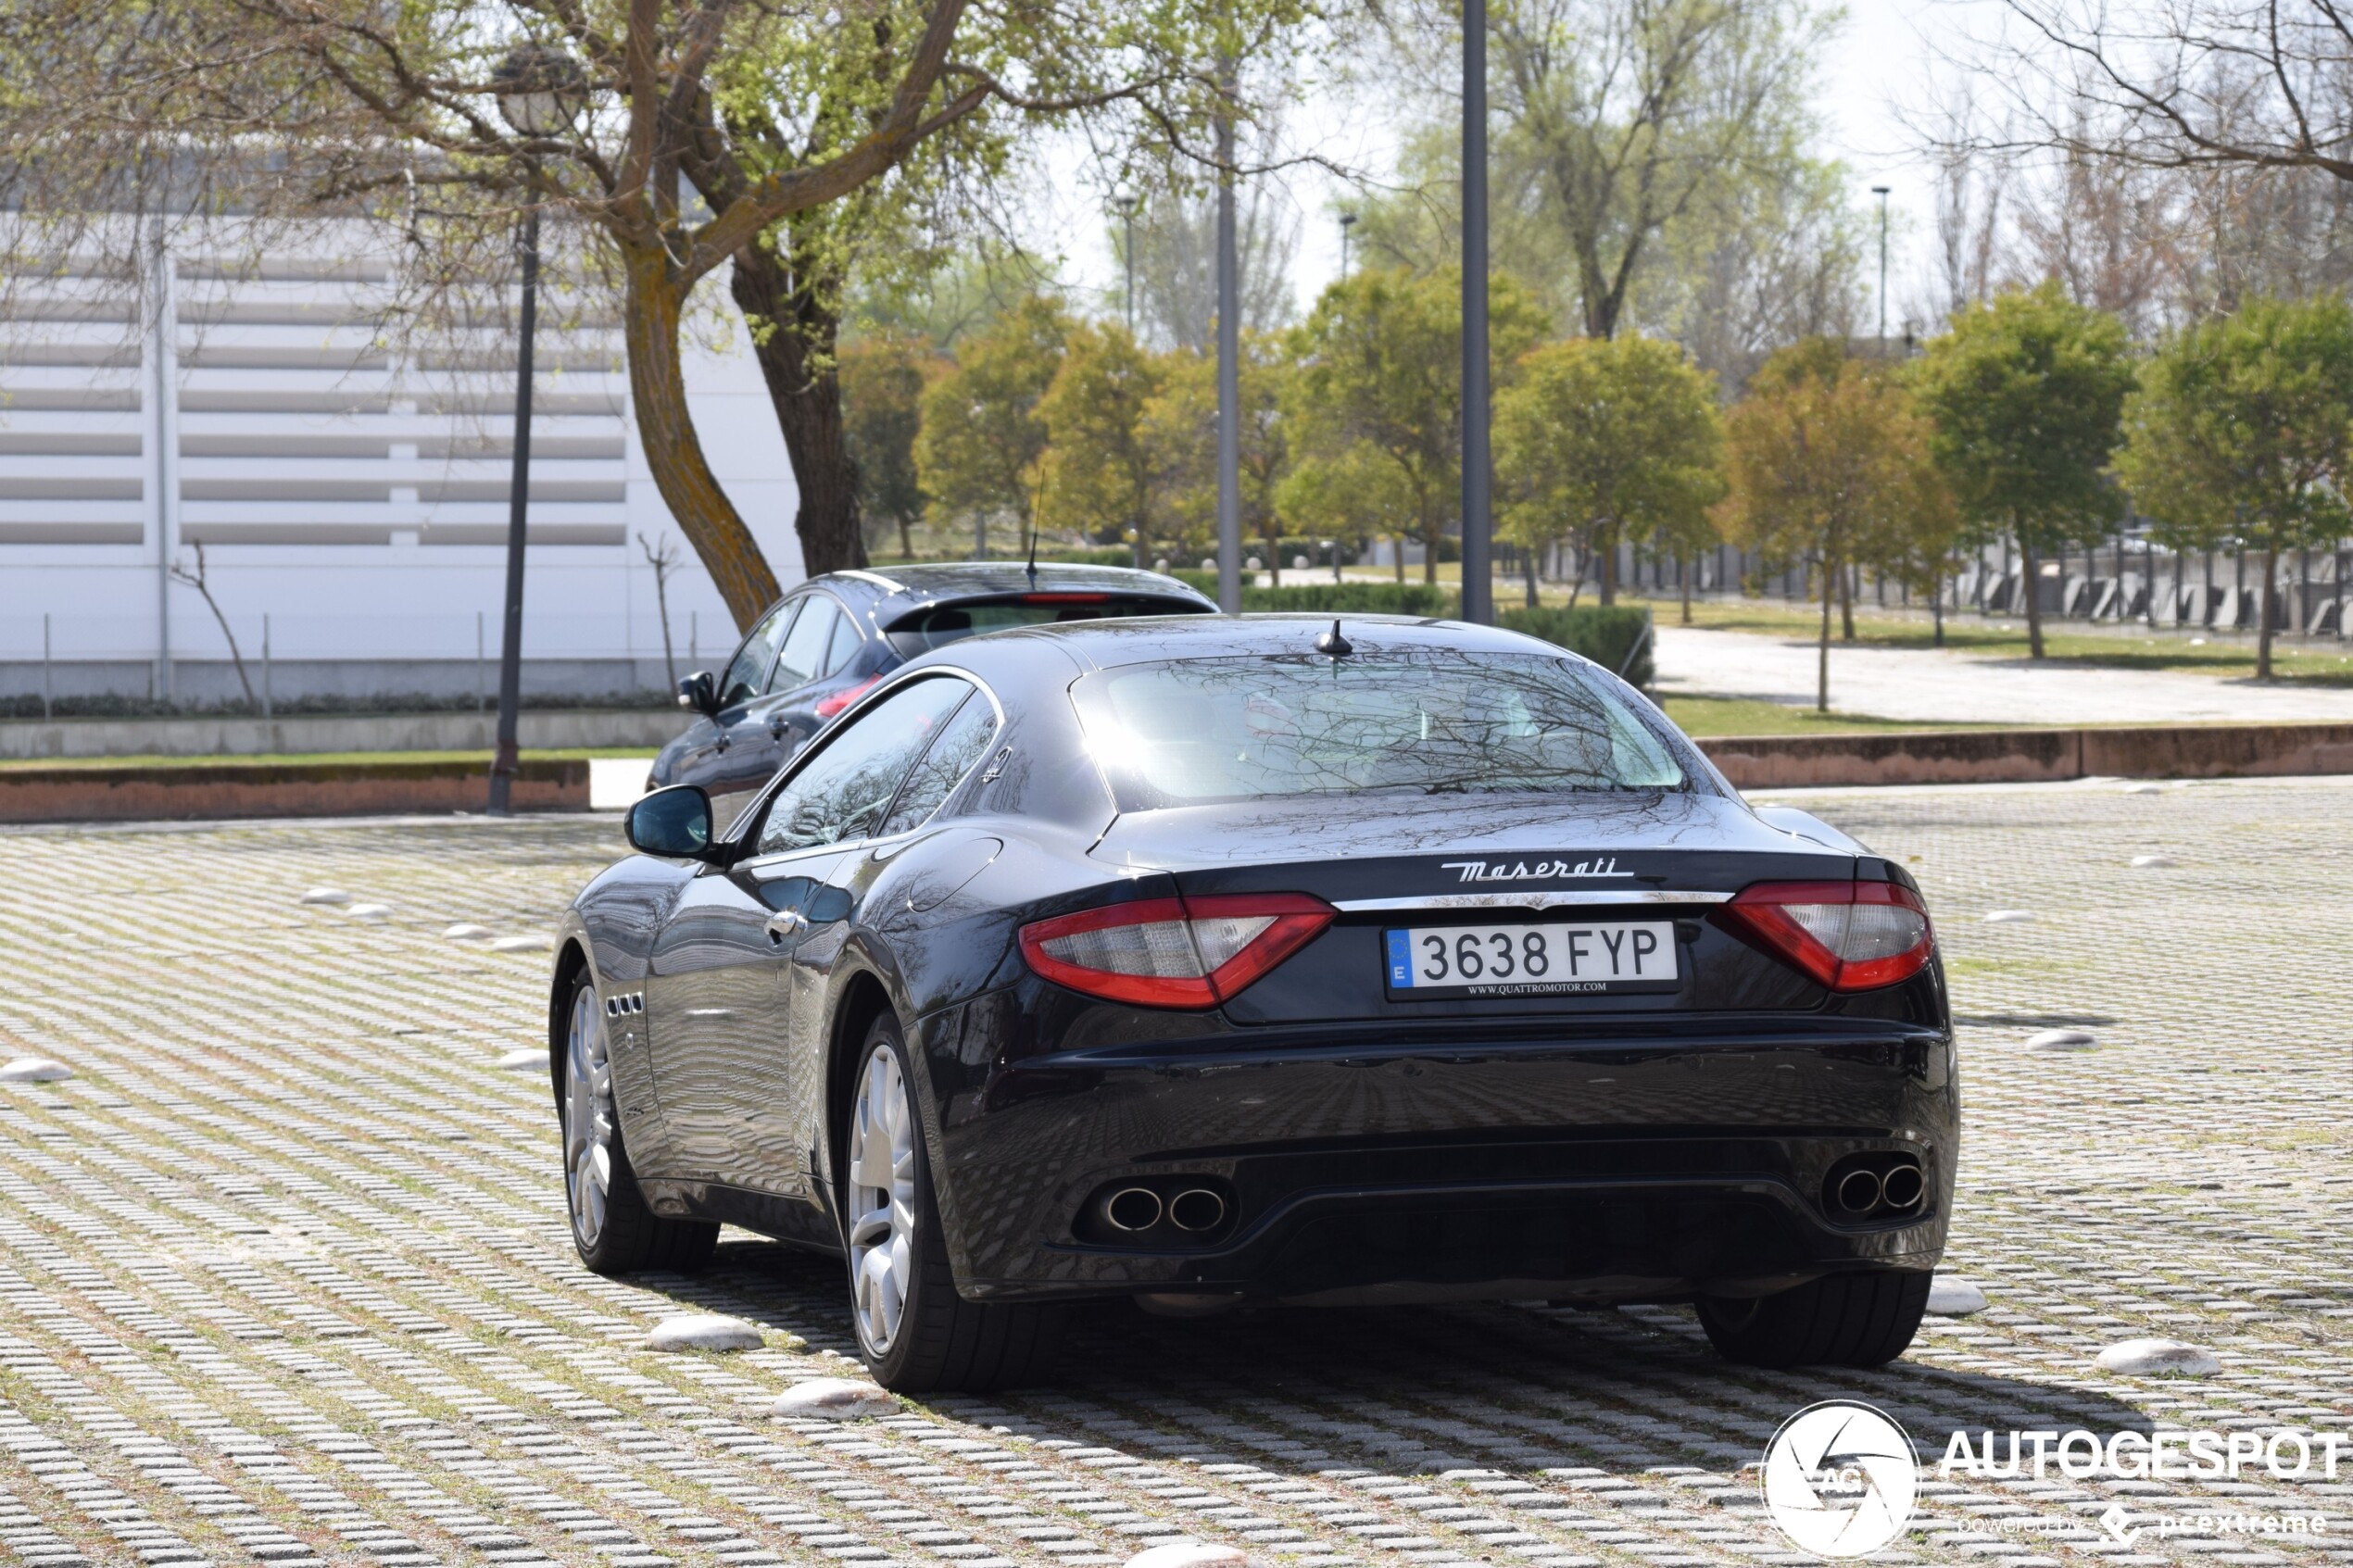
[1761,1400,1919,1557]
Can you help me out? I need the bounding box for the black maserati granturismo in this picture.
[549,614,1957,1391]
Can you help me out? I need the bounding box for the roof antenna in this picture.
[1315,619,1353,659]
[1023,500,1039,590]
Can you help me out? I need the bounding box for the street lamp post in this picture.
[1114,190,1140,336]
[1871,185,1891,356]
[1339,211,1358,281]
[488,44,584,816]
[1460,0,1492,624]
[1214,71,1241,615]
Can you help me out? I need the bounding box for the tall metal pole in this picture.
[149,219,177,705]
[1459,0,1492,625]
[1340,212,1357,281]
[1119,195,1139,336]
[1214,77,1241,615]
[1872,185,1891,354]
[488,206,540,816]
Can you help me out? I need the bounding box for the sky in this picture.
[1040,0,2000,333]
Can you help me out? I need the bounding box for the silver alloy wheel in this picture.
[563,984,615,1248]
[848,1044,917,1354]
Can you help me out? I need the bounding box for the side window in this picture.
[767,596,842,694]
[756,679,974,855]
[719,600,798,709]
[823,609,864,678]
[880,692,998,836]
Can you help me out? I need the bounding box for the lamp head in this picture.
[494,44,586,136]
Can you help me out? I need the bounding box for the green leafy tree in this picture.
[915,295,1070,556]
[1909,282,2135,659]
[7,0,1321,625]
[2116,295,2353,681]
[1034,321,1164,558]
[1278,266,1549,583]
[839,332,933,560]
[1717,343,1954,711]
[1493,333,1724,610]
[1138,338,1291,574]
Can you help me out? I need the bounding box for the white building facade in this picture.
[0,222,801,709]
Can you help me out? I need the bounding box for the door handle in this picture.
[765,909,807,945]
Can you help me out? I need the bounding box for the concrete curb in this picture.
[0,758,588,822]
[0,708,682,761]
[6,721,2347,822]
[1699,721,2353,789]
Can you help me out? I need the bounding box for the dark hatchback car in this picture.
[554,615,1957,1392]
[652,561,1214,824]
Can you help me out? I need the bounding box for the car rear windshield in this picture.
[885,596,1204,658]
[1072,649,1688,809]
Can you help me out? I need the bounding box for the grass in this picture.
[0,747,657,771]
[1655,696,2008,738]
[1329,567,2353,684]
[1619,594,2353,686]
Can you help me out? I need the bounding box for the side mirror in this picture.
[625,784,716,859]
[677,671,719,717]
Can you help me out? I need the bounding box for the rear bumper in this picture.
[924,1010,1959,1304]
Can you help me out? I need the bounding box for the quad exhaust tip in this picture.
[1834,1168,1883,1215]
[1103,1187,1164,1232]
[1167,1188,1227,1233]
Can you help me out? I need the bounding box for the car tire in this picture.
[560,970,718,1276]
[1695,1269,1931,1369]
[843,1013,1063,1392]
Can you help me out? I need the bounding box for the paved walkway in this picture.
[0,791,2349,1566]
[1655,624,2353,723]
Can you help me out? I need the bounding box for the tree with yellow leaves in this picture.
[1716,341,1956,711]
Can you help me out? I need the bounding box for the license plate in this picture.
[1384,921,1679,997]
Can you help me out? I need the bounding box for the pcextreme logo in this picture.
[1760,1400,1920,1558]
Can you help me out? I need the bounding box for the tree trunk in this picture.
[1839,562,1856,640]
[1523,546,1540,609]
[1599,531,1617,605]
[623,245,781,632]
[729,240,868,579]
[1817,551,1833,713]
[1393,534,1404,583]
[2019,529,2046,659]
[2258,544,2278,680]
[1680,554,1692,625]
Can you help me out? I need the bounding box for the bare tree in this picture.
[637,532,685,690]
[1117,174,1301,352]
[168,544,258,711]
[1926,98,2014,327]
[1485,0,1837,341]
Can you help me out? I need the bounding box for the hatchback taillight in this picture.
[814,674,883,721]
[1018,894,1336,1009]
[1711,880,1934,992]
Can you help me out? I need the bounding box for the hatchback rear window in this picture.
[1072,649,1686,809]
[885,596,1206,658]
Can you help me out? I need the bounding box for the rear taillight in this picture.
[814,674,883,721]
[1712,880,1933,992]
[1019,893,1336,1009]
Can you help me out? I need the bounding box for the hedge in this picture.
[1157,577,1655,686]
[1497,605,1655,687]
